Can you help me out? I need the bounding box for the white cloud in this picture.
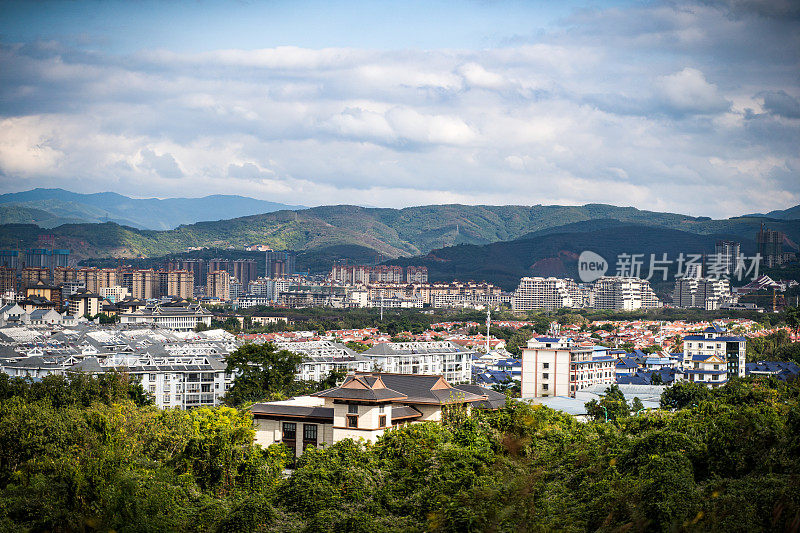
[0,0,796,218]
[657,67,731,115]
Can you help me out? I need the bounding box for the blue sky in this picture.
[1,1,619,51]
[0,0,798,217]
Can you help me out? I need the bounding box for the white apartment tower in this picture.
[512,277,586,311]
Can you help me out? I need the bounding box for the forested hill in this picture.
[0,203,797,264]
[386,220,800,291]
[0,188,303,230]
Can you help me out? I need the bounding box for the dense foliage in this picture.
[224,343,344,406]
[0,373,798,531]
[747,330,800,364]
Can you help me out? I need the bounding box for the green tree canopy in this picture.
[223,342,303,406]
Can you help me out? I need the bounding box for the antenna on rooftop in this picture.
[486,305,491,354]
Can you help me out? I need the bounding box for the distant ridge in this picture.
[0,200,798,270]
[0,188,305,230]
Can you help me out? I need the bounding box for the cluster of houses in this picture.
[2,317,798,458]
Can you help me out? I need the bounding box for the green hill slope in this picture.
[386,221,799,290]
[0,205,86,228]
[1,204,798,265]
[0,188,303,230]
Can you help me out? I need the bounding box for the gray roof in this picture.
[371,373,486,404]
[454,384,507,409]
[392,405,422,420]
[251,404,334,421]
[314,375,407,401]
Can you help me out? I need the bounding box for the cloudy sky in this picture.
[0,0,798,218]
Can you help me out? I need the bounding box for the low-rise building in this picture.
[119,303,212,331]
[521,337,616,398]
[71,354,232,409]
[250,372,505,456]
[680,325,746,388]
[362,341,473,384]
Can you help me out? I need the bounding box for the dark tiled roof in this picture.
[454,384,506,409]
[251,403,334,421]
[391,405,422,420]
[313,375,407,401]
[376,373,486,404]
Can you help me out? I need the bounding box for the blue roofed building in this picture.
[745,361,800,381]
[681,325,746,388]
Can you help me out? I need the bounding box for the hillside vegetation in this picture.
[0,188,302,230]
[1,203,798,265]
[0,372,798,532]
[388,220,800,290]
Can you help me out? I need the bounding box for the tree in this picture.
[223,343,303,406]
[786,306,800,335]
[630,396,644,413]
[660,381,711,410]
[345,341,370,353]
[585,384,630,422]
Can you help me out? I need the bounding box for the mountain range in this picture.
[0,188,303,230]
[0,188,797,288]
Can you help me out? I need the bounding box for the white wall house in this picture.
[681,325,746,388]
[521,337,615,398]
[251,373,505,456]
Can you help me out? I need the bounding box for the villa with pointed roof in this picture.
[250,372,505,456]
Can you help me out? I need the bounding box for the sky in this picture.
[0,0,798,218]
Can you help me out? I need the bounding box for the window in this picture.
[379,404,385,414]
[543,362,549,369]
[542,373,549,379]
[347,415,358,428]
[303,424,318,444]
[348,404,358,414]
[542,384,549,391]
[379,415,387,428]
[282,422,297,441]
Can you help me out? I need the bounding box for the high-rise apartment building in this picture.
[672,277,731,309]
[206,270,231,300]
[23,249,70,269]
[512,277,585,311]
[757,224,784,267]
[714,240,741,275]
[122,270,157,299]
[53,267,77,284]
[0,250,19,269]
[590,277,661,311]
[21,267,50,287]
[232,259,258,287]
[166,270,194,299]
[266,251,295,278]
[0,267,16,295]
[406,266,428,283]
[167,259,207,287]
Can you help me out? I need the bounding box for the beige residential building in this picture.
[99,285,130,303]
[512,277,587,311]
[206,270,230,300]
[251,373,505,456]
[68,289,102,317]
[590,277,661,311]
[159,269,194,299]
